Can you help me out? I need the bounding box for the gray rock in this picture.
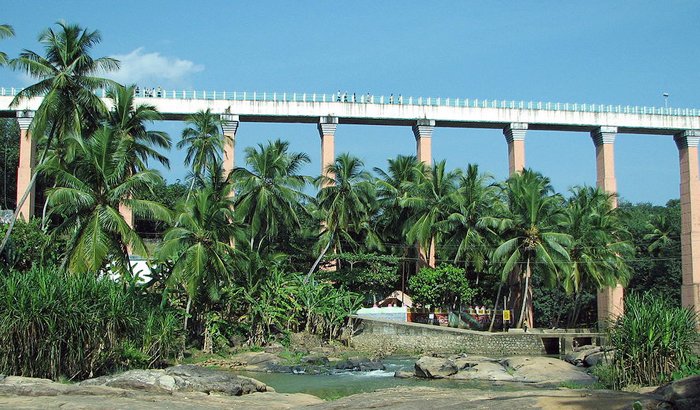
[79,365,267,396]
[394,370,414,379]
[414,356,458,379]
[301,353,330,366]
[583,351,609,367]
[452,361,514,381]
[503,356,594,384]
[654,374,700,410]
[335,357,385,372]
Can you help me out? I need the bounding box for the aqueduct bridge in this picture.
[2,88,700,326]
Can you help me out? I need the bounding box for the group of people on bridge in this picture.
[337,90,403,104]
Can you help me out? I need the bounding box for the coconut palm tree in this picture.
[373,155,425,250]
[232,139,311,252]
[401,160,459,267]
[492,169,571,329]
[563,186,633,325]
[106,84,171,173]
[42,126,170,275]
[0,24,14,66]
[177,109,228,197]
[1,22,119,253]
[309,153,381,278]
[441,164,502,274]
[158,167,243,337]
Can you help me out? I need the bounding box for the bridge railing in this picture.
[2,86,698,117]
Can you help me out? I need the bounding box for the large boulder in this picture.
[451,360,514,381]
[80,365,268,396]
[653,375,700,410]
[503,356,594,384]
[414,356,458,379]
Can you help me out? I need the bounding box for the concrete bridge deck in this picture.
[1,89,698,134]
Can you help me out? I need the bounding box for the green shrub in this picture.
[0,268,181,380]
[603,292,698,389]
[408,264,476,309]
[0,218,64,271]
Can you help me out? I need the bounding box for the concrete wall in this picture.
[351,317,600,356]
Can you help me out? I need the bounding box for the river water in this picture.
[235,358,530,400]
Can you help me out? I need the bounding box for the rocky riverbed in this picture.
[2,349,699,409]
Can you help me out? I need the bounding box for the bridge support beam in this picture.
[591,126,624,326]
[413,120,436,267]
[504,123,527,175]
[221,114,240,179]
[318,116,338,187]
[16,111,35,221]
[413,119,434,166]
[675,130,700,328]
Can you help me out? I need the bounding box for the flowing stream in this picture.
[235,357,530,400]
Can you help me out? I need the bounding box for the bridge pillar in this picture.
[504,123,527,175]
[413,119,434,166]
[413,120,436,267]
[318,116,338,187]
[591,126,624,326]
[16,111,35,221]
[675,130,700,328]
[221,114,240,179]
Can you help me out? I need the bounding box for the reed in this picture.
[0,268,181,380]
[604,293,698,389]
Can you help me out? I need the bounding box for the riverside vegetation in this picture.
[0,21,697,394]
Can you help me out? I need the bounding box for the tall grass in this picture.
[0,268,181,380]
[602,293,698,389]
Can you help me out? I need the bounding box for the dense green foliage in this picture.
[0,219,64,271]
[408,264,477,309]
[0,268,181,380]
[597,293,698,389]
[0,119,19,210]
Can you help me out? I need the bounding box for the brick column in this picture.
[16,111,35,221]
[591,126,624,325]
[503,123,527,175]
[318,116,338,187]
[675,130,700,327]
[220,114,240,179]
[413,119,436,267]
[413,119,434,166]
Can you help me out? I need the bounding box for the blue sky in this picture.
[1,1,698,204]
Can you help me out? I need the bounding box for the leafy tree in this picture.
[408,264,477,309]
[492,169,571,329]
[0,218,64,271]
[42,126,170,275]
[319,252,400,301]
[232,139,310,252]
[623,200,682,304]
[1,22,119,253]
[0,24,14,66]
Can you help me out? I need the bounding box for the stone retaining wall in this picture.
[350,317,601,356]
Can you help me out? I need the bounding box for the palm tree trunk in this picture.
[0,126,56,254]
[182,296,192,351]
[306,233,333,283]
[0,171,38,253]
[517,258,531,328]
[488,281,504,332]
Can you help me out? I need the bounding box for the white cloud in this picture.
[107,48,204,87]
